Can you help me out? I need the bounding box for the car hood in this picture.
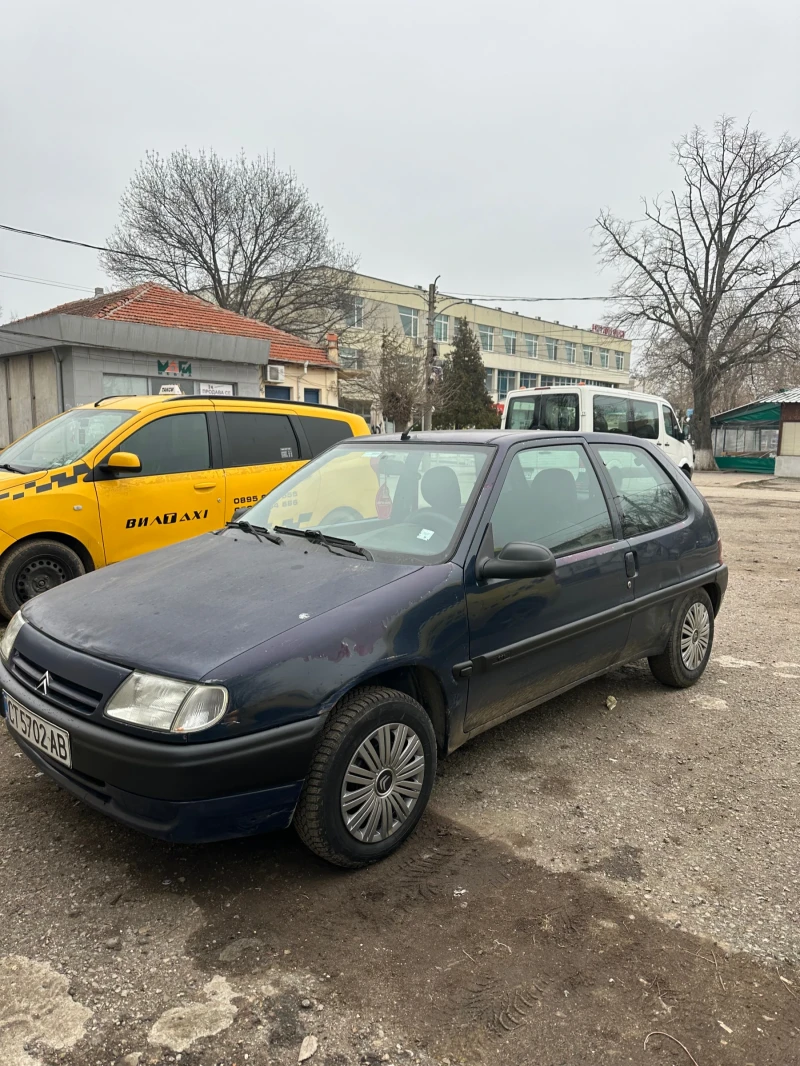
[0,468,49,494]
[24,532,421,680]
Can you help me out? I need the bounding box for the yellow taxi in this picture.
[0,395,369,617]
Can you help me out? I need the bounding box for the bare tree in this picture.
[341,329,425,430]
[101,149,361,341]
[596,117,800,468]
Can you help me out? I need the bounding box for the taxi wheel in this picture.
[0,539,85,618]
[295,686,436,868]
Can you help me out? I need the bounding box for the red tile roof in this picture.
[19,283,336,367]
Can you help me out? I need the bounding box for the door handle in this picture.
[193,482,216,491]
[624,551,638,579]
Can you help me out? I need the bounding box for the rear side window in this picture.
[630,399,659,440]
[221,412,298,467]
[118,413,210,476]
[299,415,355,456]
[593,394,630,434]
[505,397,538,430]
[506,393,578,431]
[596,444,686,536]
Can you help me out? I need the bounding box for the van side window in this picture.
[596,444,686,536]
[221,412,298,467]
[630,399,659,439]
[299,415,355,456]
[593,394,629,434]
[118,413,210,476]
[662,405,681,439]
[539,393,578,431]
[505,397,538,430]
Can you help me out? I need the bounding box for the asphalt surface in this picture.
[1,471,799,1066]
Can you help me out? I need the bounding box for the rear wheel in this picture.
[0,539,85,619]
[294,686,436,868]
[648,588,714,688]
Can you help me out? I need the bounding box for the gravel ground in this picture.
[1,472,799,1066]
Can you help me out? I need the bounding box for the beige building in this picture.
[338,273,632,423]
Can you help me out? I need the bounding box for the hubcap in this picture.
[16,557,69,603]
[680,601,710,670]
[341,723,425,843]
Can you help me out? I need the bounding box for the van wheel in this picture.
[0,540,85,618]
[648,589,714,688]
[682,466,693,480]
[294,686,436,868]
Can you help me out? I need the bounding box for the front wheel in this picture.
[682,465,693,480]
[0,539,86,619]
[648,588,714,688]
[294,686,437,868]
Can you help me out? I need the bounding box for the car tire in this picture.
[294,685,437,868]
[648,588,714,688]
[0,539,85,619]
[682,465,693,480]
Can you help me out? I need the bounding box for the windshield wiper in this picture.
[225,520,283,545]
[274,526,373,560]
[0,462,27,474]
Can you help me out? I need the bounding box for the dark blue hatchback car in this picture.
[0,431,727,867]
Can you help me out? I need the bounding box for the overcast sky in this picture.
[2,0,799,342]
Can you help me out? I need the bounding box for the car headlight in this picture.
[105,671,228,733]
[0,612,26,663]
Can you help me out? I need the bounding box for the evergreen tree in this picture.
[433,318,500,429]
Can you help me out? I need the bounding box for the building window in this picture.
[346,296,365,329]
[524,333,538,358]
[599,348,610,368]
[546,338,558,361]
[583,345,593,366]
[615,351,624,370]
[502,329,517,355]
[484,368,494,392]
[564,342,576,364]
[339,347,365,369]
[497,370,516,399]
[540,374,581,386]
[519,372,537,388]
[340,396,372,419]
[433,314,449,343]
[103,373,148,396]
[398,306,419,339]
[304,388,320,404]
[479,324,494,352]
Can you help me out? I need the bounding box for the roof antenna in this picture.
[400,427,411,441]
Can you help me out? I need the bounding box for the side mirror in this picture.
[231,506,250,523]
[476,541,556,581]
[105,451,142,473]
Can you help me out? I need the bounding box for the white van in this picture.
[501,384,694,477]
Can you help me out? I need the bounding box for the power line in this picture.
[0,270,95,293]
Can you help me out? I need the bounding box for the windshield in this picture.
[245,442,493,563]
[0,408,135,473]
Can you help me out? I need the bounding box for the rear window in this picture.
[299,415,355,456]
[506,392,579,431]
[220,412,299,466]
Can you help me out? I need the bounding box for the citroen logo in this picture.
[36,670,52,696]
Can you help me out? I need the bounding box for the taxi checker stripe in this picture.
[0,462,91,503]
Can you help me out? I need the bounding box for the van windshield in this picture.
[0,409,135,473]
[506,392,579,431]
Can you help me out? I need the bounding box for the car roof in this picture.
[505,384,671,405]
[77,395,358,416]
[350,429,656,447]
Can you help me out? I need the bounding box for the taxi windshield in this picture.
[245,442,493,563]
[0,408,135,473]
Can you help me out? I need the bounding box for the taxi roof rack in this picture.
[163,394,348,415]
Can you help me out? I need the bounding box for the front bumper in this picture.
[1,660,323,843]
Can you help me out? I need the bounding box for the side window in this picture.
[299,415,354,456]
[596,444,686,536]
[118,413,210,476]
[593,394,630,434]
[662,405,680,439]
[630,399,659,439]
[505,396,539,430]
[490,445,613,557]
[539,393,578,431]
[221,412,298,466]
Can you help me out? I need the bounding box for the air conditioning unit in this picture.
[266,364,285,383]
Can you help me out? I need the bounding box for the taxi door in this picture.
[216,406,305,520]
[95,410,225,564]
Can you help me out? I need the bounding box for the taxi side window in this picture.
[299,415,354,456]
[117,413,210,476]
[221,412,298,466]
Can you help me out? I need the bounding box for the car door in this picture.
[217,408,305,520]
[96,410,225,563]
[463,441,633,734]
[661,404,690,468]
[592,441,695,660]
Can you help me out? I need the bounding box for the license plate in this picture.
[4,693,72,768]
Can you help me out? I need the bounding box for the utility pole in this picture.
[422,276,439,431]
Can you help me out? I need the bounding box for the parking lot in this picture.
[1,472,799,1066]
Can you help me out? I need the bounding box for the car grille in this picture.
[11,651,103,716]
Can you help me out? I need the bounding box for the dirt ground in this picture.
[1,472,799,1066]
